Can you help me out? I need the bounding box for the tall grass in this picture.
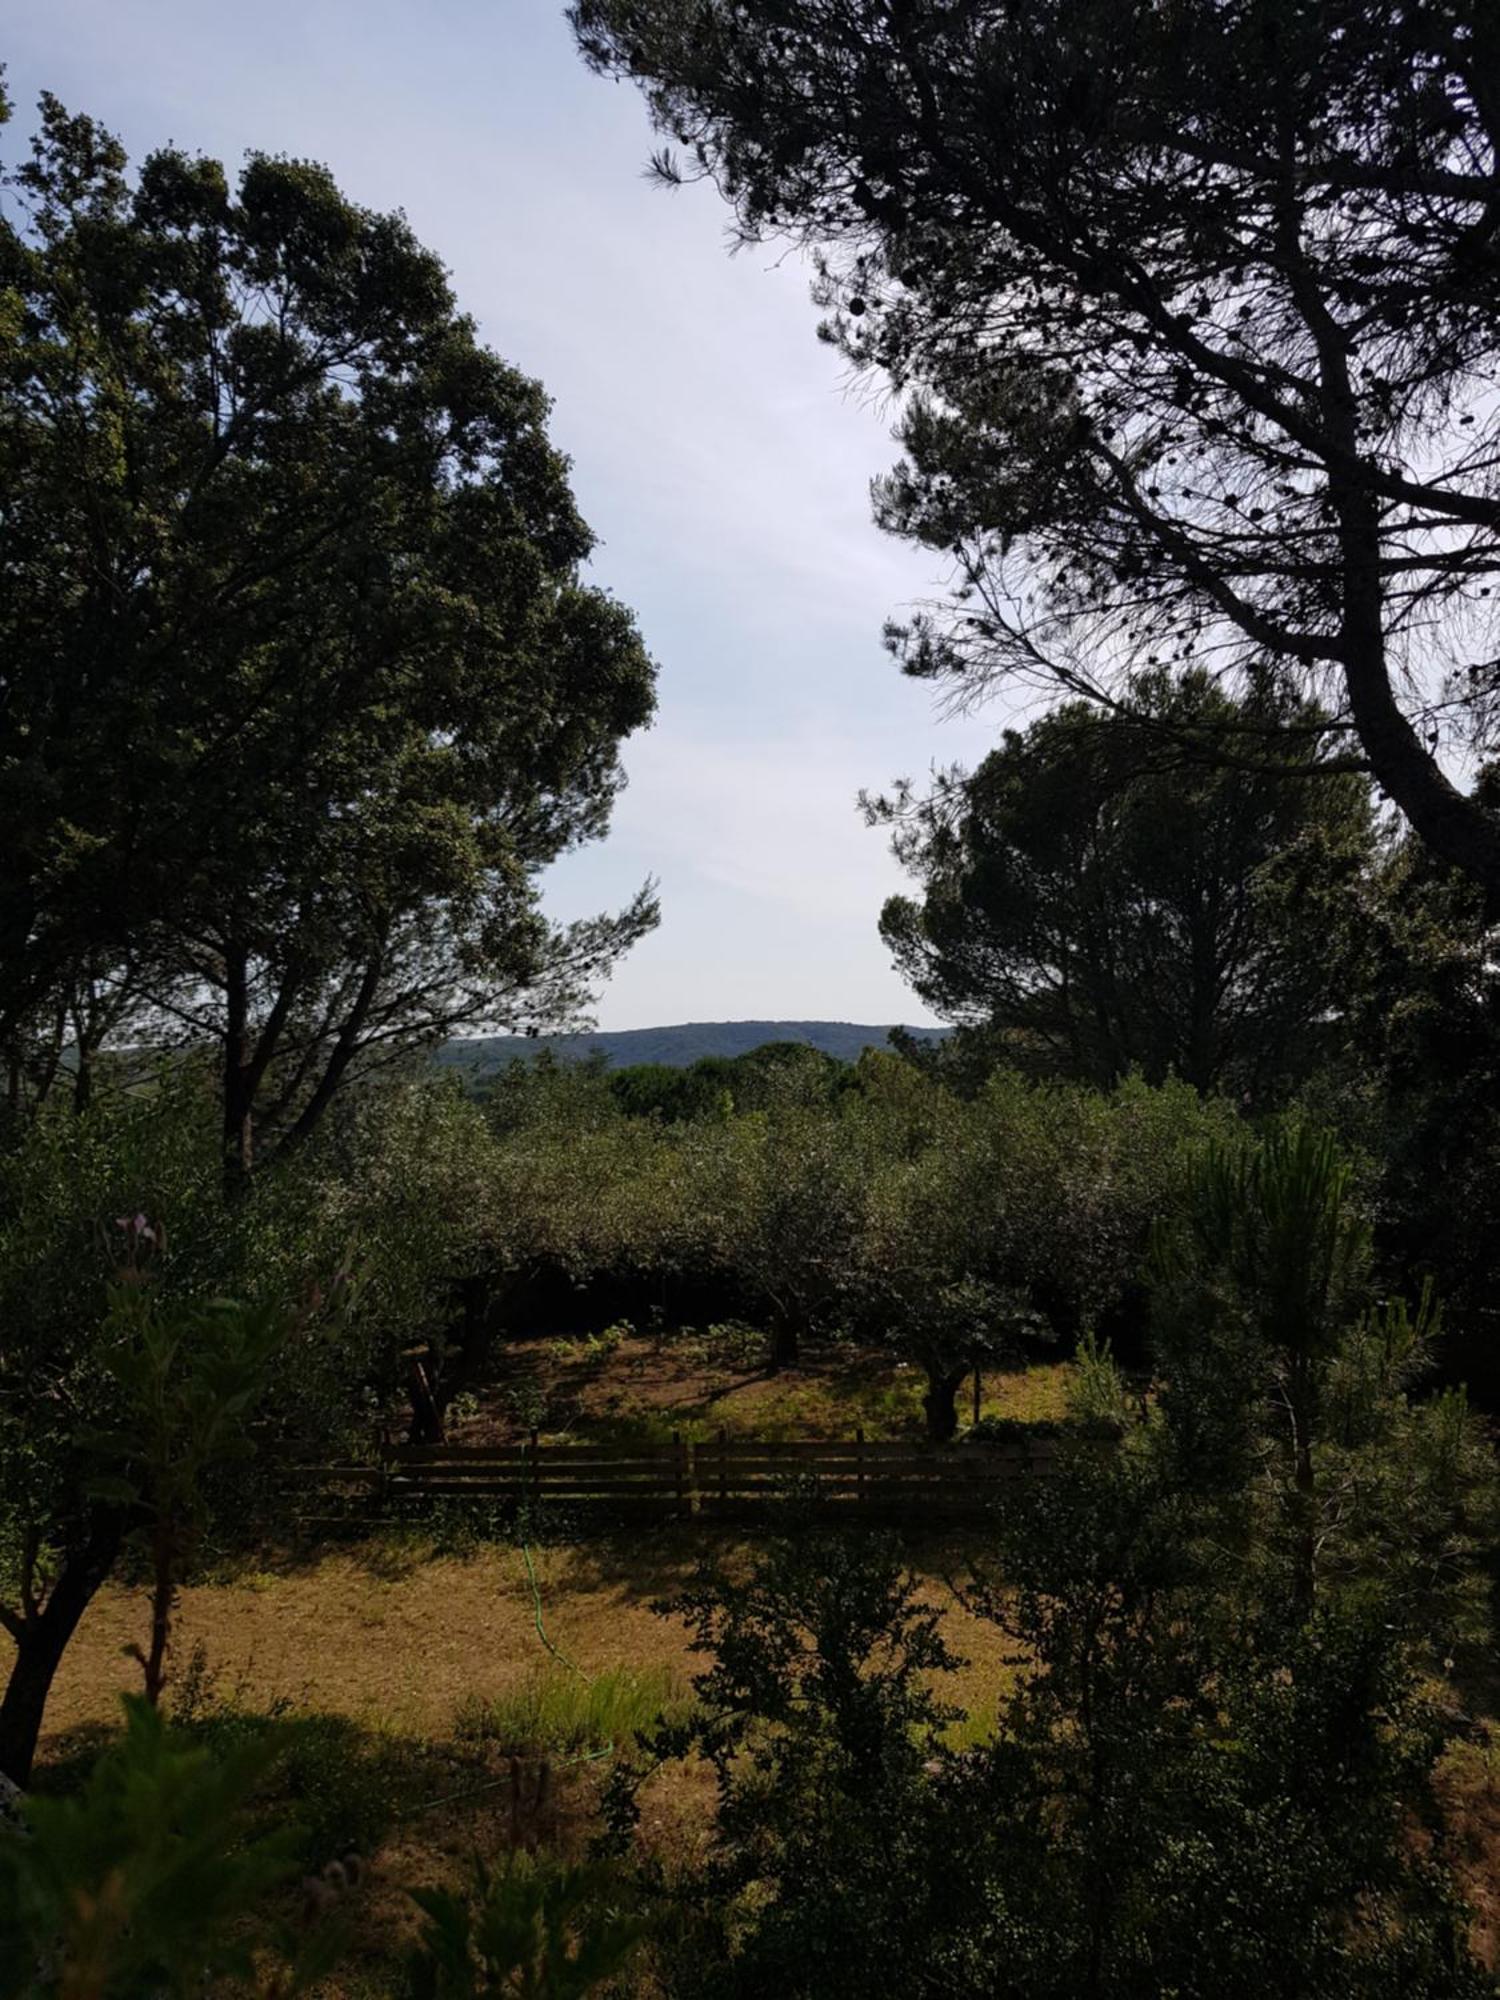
[453,1665,685,1757]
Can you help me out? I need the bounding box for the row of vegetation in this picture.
[4,1029,1498,1984]
[0,1045,1204,1777]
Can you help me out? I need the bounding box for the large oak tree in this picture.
[1,94,657,1185]
[572,0,1500,896]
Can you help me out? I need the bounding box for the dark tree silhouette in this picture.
[574,0,1500,894]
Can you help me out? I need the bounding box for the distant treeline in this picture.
[435,1019,948,1076]
[483,1038,883,1125]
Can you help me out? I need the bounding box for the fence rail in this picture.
[296,1428,1059,1520]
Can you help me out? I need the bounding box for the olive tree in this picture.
[0,1073,376,1786]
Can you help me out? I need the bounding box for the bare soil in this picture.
[28,1523,1024,1994]
[39,1529,1019,1747]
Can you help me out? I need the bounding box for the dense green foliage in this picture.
[4,23,1500,1994]
[409,1853,651,1999]
[0,96,657,1186]
[0,1071,353,1782]
[874,674,1377,1096]
[0,1696,312,1997]
[477,1051,1231,1398]
[0,1690,649,1999]
[1349,803,1500,1401]
[0,1042,1226,1783]
[605,1524,963,1998]
[603,1126,1495,2000]
[439,1020,943,1078]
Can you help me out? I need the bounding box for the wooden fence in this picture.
[294,1428,1059,1520]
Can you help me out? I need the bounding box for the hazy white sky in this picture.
[5,0,1006,1028]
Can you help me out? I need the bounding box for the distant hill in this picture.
[436,1019,948,1075]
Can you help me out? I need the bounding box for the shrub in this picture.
[603,1526,965,2000]
[408,1850,651,1998]
[171,1655,412,1861]
[0,1696,306,1996]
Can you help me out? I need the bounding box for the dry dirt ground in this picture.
[35,1539,1500,1987]
[41,1343,1066,1743]
[1439,1720,1500,1970]
[14,1349,1065,1987]
[14,1337,1499,1986]
[30,1526,1024,1994]
[41,1529,1019,1747]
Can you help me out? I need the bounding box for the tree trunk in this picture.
[1337,532,1500,913]
[139,1518,177,1708]
[1291,1422,1318,1622]
[1314,330,1500,910]
[0,1514,123,1786]
[221,944,255,1202]
[1288,1358,1318,1621]
[403,1280,494,1446]
[453,1277,492,1407]
[278,947,384,1159]
[405,1352,446,1446]
[922,1367,966,1443]
[1185,904,1220,1096]
[768,1313,800,1372]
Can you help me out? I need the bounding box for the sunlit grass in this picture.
[453,1664,687,1758]
[545,1342,1079,1447]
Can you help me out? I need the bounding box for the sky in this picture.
[4,0,1006,1029]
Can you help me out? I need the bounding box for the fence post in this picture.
[529,1426,540,1508]
[673,1429,685,1516]
[856,1426,865,1506]
[687,1437,700,1517]
[718,1426,728,1512]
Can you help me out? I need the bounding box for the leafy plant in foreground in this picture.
[0,1696,324,1999]
[91,1269,296,1709]
[407,1852,650,2000]
[604,1523,965,1998]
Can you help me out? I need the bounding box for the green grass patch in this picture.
[942,1703,1007,1753]
[453,1664,687,1758]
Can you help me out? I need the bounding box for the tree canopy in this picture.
[0,96,658,1183]
[572,0,1500,898]
[873,674,1376,1097]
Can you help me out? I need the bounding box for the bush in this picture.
[407,1849,651,1998]
[0,1696,306,1996]
[603,1526,965,1999]
[171,1654,412,1861]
